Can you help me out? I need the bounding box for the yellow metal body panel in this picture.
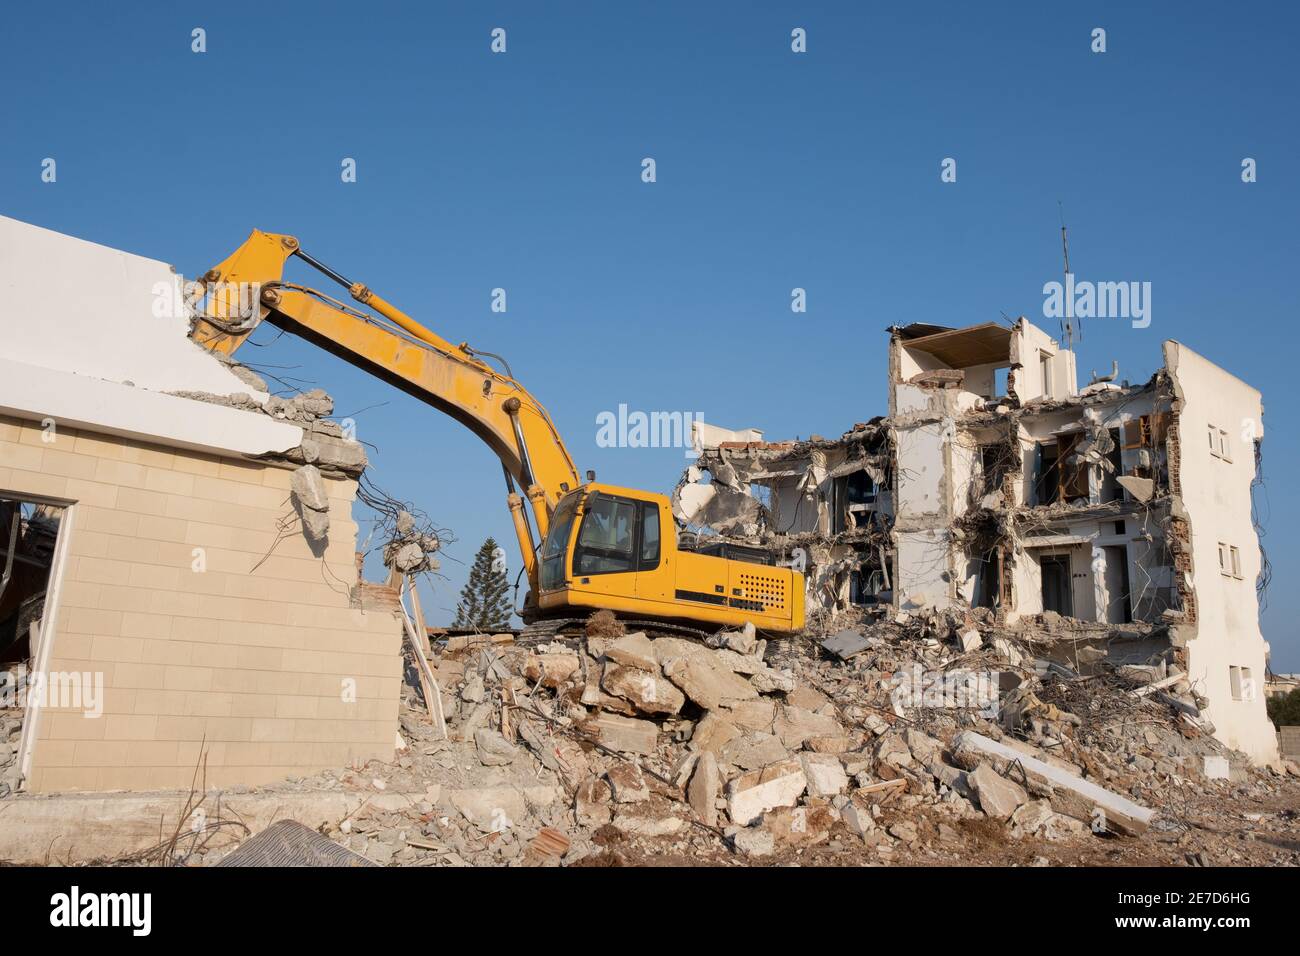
[189,233,805,633]
[536,483,805,633]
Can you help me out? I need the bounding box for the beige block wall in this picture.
[1,413,404,792]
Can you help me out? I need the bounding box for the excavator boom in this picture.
[190,230,579,586]
[188,230,804,633]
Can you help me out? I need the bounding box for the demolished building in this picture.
[0,216,413,794]
[676,317,1279,764]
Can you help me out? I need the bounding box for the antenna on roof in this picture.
[1058,201,1078,351]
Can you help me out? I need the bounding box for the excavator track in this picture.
[518,616,720,645]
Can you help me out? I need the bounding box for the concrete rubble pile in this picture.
[197,608,1298,867]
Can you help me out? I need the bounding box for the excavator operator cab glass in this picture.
[574,493,637,575]
[539,492,580,591]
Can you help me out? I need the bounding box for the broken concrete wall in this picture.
[0,413,404,792]
[675,424,894,618]
[0,218,406,794]
[1163,341,1278,765]
[0,215,267,400]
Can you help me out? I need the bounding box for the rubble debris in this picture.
[967,763,1028,820]
[382,509,442,574]
[65,602,1298,870]
[822,628,871,660]
[952,731,1154,835]
[290,464,330,543]
[726,759,807,826]
[217,820,374,867]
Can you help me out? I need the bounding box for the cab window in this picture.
[575,493,637,575]
[639,502,660,569]
[539,492,580,590]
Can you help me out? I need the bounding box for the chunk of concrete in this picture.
[718,622,758,656]
[605,763,650,804]
[800,753,850,797]
[842,792,877,837]
[1202,755,1230,780]
[968,763,1028,820]
[720,733,789,770]
[612,807,685,837]
[687,751,719,827]
[290,463,329,512]
[601,660,685,715]
[605,632,659,673]
[664,656,758,710]
[588,713,658,755]
[523,653,582,688]
[473,729,519,767]
[690,713,740,754]
[726,758,808,826]
[821,628,870,660]
[762,803,833,847]
[774,705,842,750]
[574,775,613,827]
[732,827,775,857]
[748,666,796,694]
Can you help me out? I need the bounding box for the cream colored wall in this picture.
[1010,319,1075,401]
[1,413,404,792]
[1165,342,1278,765]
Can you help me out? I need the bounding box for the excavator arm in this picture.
[188,230,582,590]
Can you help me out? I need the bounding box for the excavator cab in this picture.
[536,483,804,633]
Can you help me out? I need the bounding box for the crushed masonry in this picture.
[9,601,1286,868]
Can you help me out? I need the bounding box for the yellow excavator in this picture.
[189,230,804,634]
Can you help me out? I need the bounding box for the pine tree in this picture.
[453,537,513,630]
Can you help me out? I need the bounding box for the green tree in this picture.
[1266,688,1300,729]
[452,537,512,630]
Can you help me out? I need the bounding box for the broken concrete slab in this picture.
[800,753,850,797]
[953,731,1154,835]
[606,763,650,804]
[689,713,741,754]
[774,705,843,750]
[523,652,582,688]
[720,699,777,734]
[1116,475,1155,503]
[720,733,789,771]
[968,763,1028,820]
[587,712,658,755]
[605,632,659,672]
[601,660,685,715]
[726,758,808,826]
[821,628,871,660]
[664,656,759,710]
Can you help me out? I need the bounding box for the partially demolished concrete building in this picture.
[676,317,1279,764]
[1,216,410,794]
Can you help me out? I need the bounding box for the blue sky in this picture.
[3,3,1297,665]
